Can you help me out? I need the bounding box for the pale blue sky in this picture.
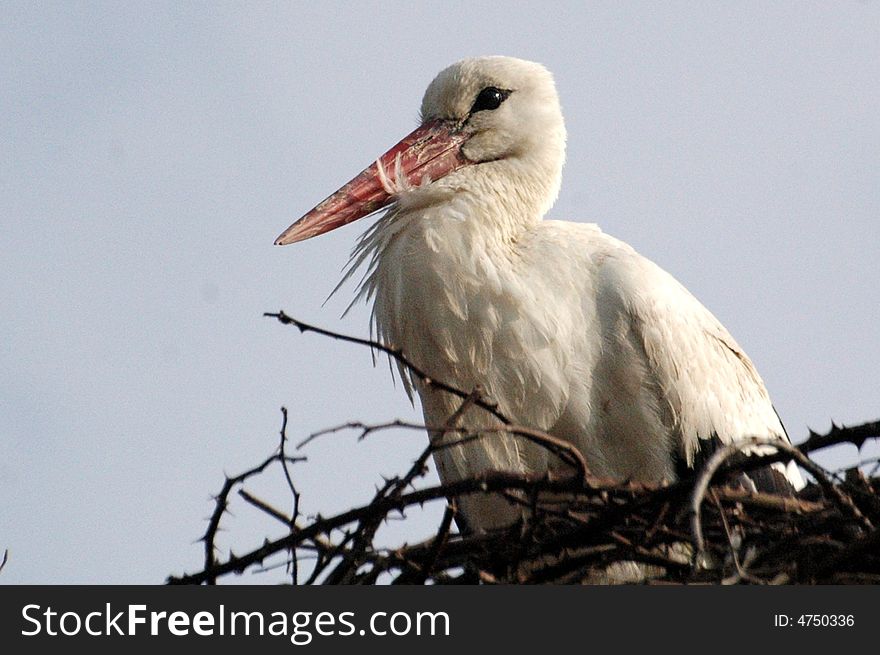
[2,2,878,583]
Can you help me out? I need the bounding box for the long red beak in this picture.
[275,119,468,246]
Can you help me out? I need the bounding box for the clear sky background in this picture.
[2,2,878,584]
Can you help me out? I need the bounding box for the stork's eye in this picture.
[469,86,511,114]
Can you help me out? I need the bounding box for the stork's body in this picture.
[277,57,802,530]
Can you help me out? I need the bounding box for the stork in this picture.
[276,56,803,531]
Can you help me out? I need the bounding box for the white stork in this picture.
[276,56,803,531]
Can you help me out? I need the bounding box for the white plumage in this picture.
[277,56,802,531]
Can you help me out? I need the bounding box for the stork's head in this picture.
[275,56,566,246]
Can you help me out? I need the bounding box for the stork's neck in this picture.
[349,154,560,302]
[425,151,563,243]
[353,168,534,331]
[344,148,564,364]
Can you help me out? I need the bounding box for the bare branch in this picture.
[265,311,510,424]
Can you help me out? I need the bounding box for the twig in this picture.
[394,503,457,584]
[238,489,292,526]
[265,311,510,424]
[197,413,306,585]
[797,420,880,455]
[276,407,302,584]
[298,418,589,478]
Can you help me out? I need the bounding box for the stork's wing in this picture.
[594,245,803,491]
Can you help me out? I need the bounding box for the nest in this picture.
[167,314,880,585]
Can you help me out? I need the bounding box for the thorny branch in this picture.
[197,407,306,585]
[264,311,510,424]
[169,314,880,585]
